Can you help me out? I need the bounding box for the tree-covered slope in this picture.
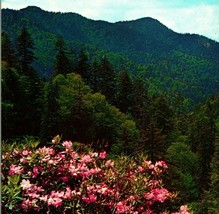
[2,6,219,102]
[3,6,219,62]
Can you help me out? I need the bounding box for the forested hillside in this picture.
[2,6,219,213]
[2,6,219,102]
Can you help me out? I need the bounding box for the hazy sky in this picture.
[2,0,219,41]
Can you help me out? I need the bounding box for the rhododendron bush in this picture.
[1,139,190,214]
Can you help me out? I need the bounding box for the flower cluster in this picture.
[1,140,191,213]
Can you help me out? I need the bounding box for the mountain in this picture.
[2,6,219,102]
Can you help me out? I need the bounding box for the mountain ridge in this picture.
[2,6,219,59]
[2,6,219,102]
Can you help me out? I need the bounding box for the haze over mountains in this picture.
[2,6,219,102]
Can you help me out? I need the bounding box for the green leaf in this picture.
[9,204,13,210]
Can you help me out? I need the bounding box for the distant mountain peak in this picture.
[2,6,219,102]
[21,6,43,11]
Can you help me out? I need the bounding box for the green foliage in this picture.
[40,80,60,142]
[166,142,199,202]
[203,140,219,214]
[16,27,37,75]
[115,69,133,113]
[1,139,190,213]
[98,56,116,104]
[188,101,216,193]
[2,175,23,212]
[3,6,219,102]
[54,36,72,76]
[1,32,18,68]
[2,7,219,211]
[44,73,140,153]
[75,49,90,83]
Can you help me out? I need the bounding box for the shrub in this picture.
[1,138,190,213]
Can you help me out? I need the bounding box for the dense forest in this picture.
[2,6,219,103]
[1,6,219,213]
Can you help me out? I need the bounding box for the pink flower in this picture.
[32,166,40,178]
[8,164,23,175]
[99,151,107,159]
[148,179,160,188]
[63,187,72,199]
[48,197,63,207]
[21,198,37,210]
[144,210,153,214]
[27,192,40,199]
[61,176,69,182]
[50,190,65,198]
[105,160,114,167]
[82,194,97,204]
[137,166,144,172]
[179,205,190,214]
[143,160,152,168]
[12,149,20,156]
[22,149,29,156]
[116,201,130,214]
[36,146,55,157]
[144,188,169,203]
[69,164,79,176]
[21,179,32,190]
[70,151,79,158]
[48,159,59,165]
[91,152,98,157]
[80,154,92,163]
[39,195,48,202]
[89,167,101,175]
[62,141,73,151]
[20,158,29,163]
[128,195,136,202]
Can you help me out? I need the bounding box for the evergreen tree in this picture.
[98,56,116,104]
[16,27,43,136]
[75,49,90,84]
[131,77,149,127]
[40,80,60,142]
[152,94,174,137]
[54,36,72,76]
[1,32,17,68]
[207,139,219,214]
[116,70,133,113]
[89,59,100,92]
[2,29,43,139]
[1,63,21,139]
[16,27,36,76]
[189,108,215,194]
[136,119,165,162]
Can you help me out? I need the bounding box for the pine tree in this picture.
[131,78,149,126]
[16,27,43,136]
[98,56,116,104]
[1,63,21,139]
[207,139,219,214]
[75,49,90,84]
[89,59,100,92]
[40,80,60,142]
[54,36,72,76]
[16,27,36,76]
[152,94,173,137]
[189,105,216,194]
[136,119,165,162]
[1,32,17,68]
[116,70,133,113]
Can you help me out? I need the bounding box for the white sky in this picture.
[2,0,219,42]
